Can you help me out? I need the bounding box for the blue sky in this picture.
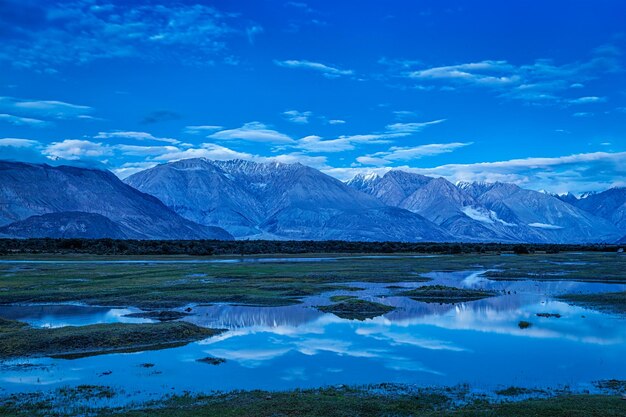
[1,0,625,194]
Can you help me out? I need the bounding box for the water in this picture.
[1,270,625,403]
[0,304,151,328]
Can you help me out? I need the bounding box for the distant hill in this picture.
[0,212,128,239]
[0,161,232,240]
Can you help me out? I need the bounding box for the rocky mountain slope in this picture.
[0,161,232,240]
[126,159,451,242]
[347,170,620,243]
[574,187,626,234]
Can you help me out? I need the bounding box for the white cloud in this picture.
[116,144,179,156]
[44,139,113,160]
[568,96,606,105]
[385,119,446,133]
[271,152,328,168]
[0,97,93,119]
[329,150,626,194]
[392,110,418,120]
[398,49,622,105]
[274,59,354,78]
[358,142,472,165]
[410,60,519,86]
[113,162,159,178]
[283,110,313,124]
[297,135,356,152]
[294,120,446,154]
[152,143,256,162]
[184,125,223,134]
[0,138,41,148]
[95,131,180,144]
[328,119,346,125]
[208,122,294,143]
[0,113,49,127]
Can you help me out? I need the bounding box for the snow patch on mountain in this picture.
[528,222,564,230]
[461,206,515,227]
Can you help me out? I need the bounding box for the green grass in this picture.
[0,252,624,309]
[0,318,222,359]
[123,310,191,321]
[401,285,496,303]
[1,386,625,417]
[495,386,546,396]
[196,356,226,365]
[329,295,358,302]
[558,291,626,314]
[317,299,395,320]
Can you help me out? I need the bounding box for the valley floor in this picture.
[0,251,625,416]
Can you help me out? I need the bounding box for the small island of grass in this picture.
[400,285,496,303]
[197,356,226,365]
[558,291,626,314]
[0,317,223,359]
[317,299,395,320]
[124,310,191,322]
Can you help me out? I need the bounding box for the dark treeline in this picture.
[0,238,622,256]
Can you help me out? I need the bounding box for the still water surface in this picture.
[1,270,625,401]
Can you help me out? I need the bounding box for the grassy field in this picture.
[0,252,625,415]
[559,291,626,314]
[0,318,221,359]
[0,252,624,309]
[1,385,625,417]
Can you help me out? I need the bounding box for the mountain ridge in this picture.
[126,158,452,242]
[0,160,233,240]
[1,158,624,243]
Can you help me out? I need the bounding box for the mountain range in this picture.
[0,161,232,240]
[125,158,451,242]
[0,158,624,243]
[347,171,620,243]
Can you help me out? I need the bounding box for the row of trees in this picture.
[0,238,621,256]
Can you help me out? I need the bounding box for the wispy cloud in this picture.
[209,122,295,143]
[568,96,606,105]
[357,142,472,166]
[283,110,313,124]
[44,139,113,160]
[410,60,519,86]
[95,131,180,144]
[0,138,41,148]
[0,96,93,120]
[394,46,622,106]
[275,59,354,78]
[0,113,49,127]
[150,143,256,162]
[385,120,446,133]
[295,120,445,153]
[0,1,255,69]
[115,144,179,156]
[185,125,224,134]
